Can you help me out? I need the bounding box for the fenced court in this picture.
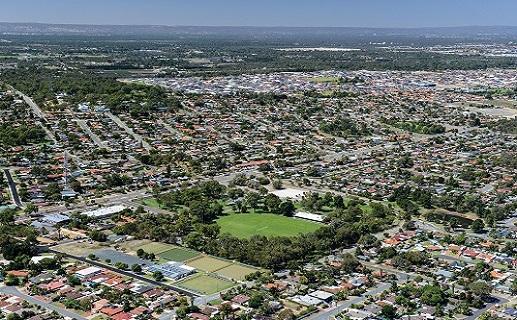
[185,255,232,272]
[158,247,201,262]
[175,274,236,295]
[214,263,258,281]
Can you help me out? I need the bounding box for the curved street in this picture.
[0,285,88,320]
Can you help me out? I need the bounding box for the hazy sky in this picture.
[1,0,517,28]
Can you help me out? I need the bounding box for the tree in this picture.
[189,200,222,223]
[0,208,16,225]
[248,292,264,309]
[245,192,261,212]
[6,313,22,320]
[341,253,360,273]
[88,230,107,242]
[153,271,164,281]
[420,285,447,306]
[278,201,295,217]
[381,304,397,319]
[272,179,283,190]
[131,264,142,273]
[24,203,39,215]
[67,275,81,286]
[4,274,20,286]
[115,262,128,270]
[469,281,492,299]
[471,219,485,233]
[334,195,344,209]
[264,194,281,213]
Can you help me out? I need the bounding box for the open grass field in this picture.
[118,239,151,252]
[214,263,258,281]
[159,247,201,262]
[141,198,165,209]
[185,255,232,272]
[52,241,106,257]
[310,76,342,83]
[175,274,236,295]
[216,213,321,238]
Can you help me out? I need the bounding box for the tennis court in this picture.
[214,263,258,281]
[159,247,201,262]
[175,274,235,295]
[185,255,232,272]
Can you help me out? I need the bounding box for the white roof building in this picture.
[75,266,102,278]
[294,211,324,222]
[82,205,126,219]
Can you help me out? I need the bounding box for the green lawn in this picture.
[141,198,164,209]
[310,76,341,83]
[176,274,236,295]
[159,247,201,262]
[216,213,321,238]
[186,256,232,272]
[215,263,259,281]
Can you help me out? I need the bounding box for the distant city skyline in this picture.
[1,0,517,28]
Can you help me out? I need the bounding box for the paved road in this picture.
[466,296,508,320]
[308,282,391,320]
[159,311,176,320]
[76,119,107,149]
[3,168,22,207]
[11,88,46,120]
[106,112,153,151]
[39,122,58,143]
[0,285,88,320]
[158,119,184,138]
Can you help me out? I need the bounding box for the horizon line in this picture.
[2,21,517,30]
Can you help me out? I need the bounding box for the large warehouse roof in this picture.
[83,205,126,218]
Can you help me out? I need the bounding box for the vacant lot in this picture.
[52,241,106,257]
[159,247,200,262]
[118,239,150,252]
[216,213,321,238]
[176,274,235,295]
[214,263,258,281]
[185,255,232,272]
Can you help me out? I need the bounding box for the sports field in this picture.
[185,255,232,272]
[310,76,341,83]
[159,247,200,262]
[214,263,258,281]
[176,274,236,295]
[216,213,321,238]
